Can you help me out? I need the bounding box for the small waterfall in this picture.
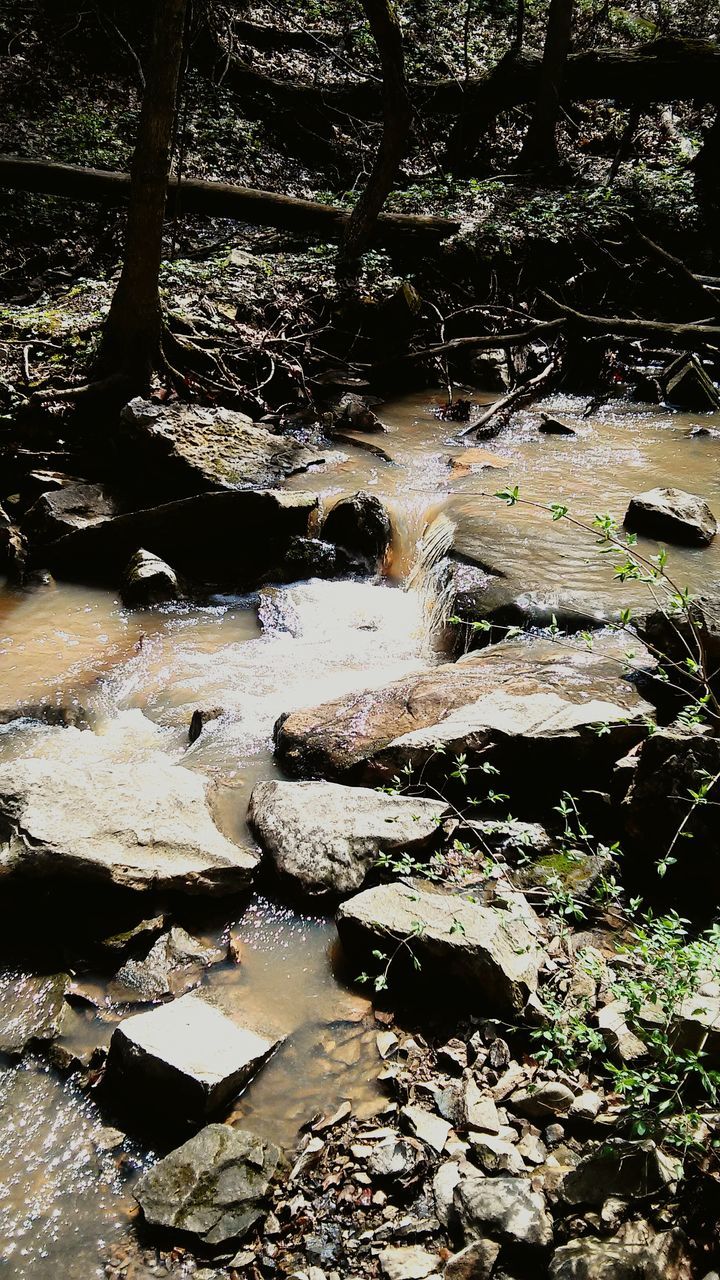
[404,510,457,649]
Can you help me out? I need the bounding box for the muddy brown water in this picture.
[0,389,719,1276]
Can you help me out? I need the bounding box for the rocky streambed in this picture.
[1,391,720,1279]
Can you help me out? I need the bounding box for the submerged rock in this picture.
[107,994,282,1125]
[134,1123,280,1244]
[120,548,179,607]
[0,753,258,894]
[111,927,224,1003]
[337,881,543,1015]
[40,489,317,590]
[248,779,445,897]
[0,972,69,1054]
[334,393,385,434]
[625,486,717,546]
[539,414,576,435]
[119,397,327,497]
[275,635,654,793]
[321,491,392,567]
[451,575,619,650]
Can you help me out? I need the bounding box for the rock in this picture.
[23,482,120,544]
[401,1103,452,1153]
[0,700,88,728]
[464,819,552,864]
[275,634,653,790]
[454,1172,553,1250]
[434,1160,463,1228]
[120,549,179,607]
[673,993,720,1064]
[437,1038,468,1074]
[549,1237,671,1279]
[509,1082,575,1119]
[462,1079,501,1134]
[379,1245,440,1280]
[635,594,720,680]
[597,998,649,1062]
[468,348,510,390]
[41,489,317,590]
[367,1137,427,1187]
[0,972,69,1054]
[321,491,392,567]
[448,448,511,477]
[444,1240,500,1280]
[0,501,26,581]
[337,881,543,1016]
[450,572,621,652]
[334,393,386,434]
[515,850,614,899]
[621,727,720,916]
[468,1132,526,1175]
[107,994,282,1125]
[561,1140,680,1207]
[248,780,444,898]
[0,752,258,894]
[539,415,576,436]
[111,927,224,1003]
[625,487,717,546]
[119,397,327,497]
[517,1133,547,1165]
[568,1090,602,1121]
[134,1123,279,1244]
[267,536,367,583]
[99,913,170,961]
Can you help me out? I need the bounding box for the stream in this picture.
[0,390,719,1277]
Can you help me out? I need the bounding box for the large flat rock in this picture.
[248,779,445,897]
[38,489,317,588]
[107,994,281,1124]
[135,1123,280,1245]
[0,972,69,1054]
[275,634,655,792]
[119,397,327,498]
[337,881,544,1016]
[0,752,258,894]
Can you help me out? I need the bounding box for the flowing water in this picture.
[0,388,719,1276]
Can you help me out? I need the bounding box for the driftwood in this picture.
[540,293,720,350]
[460,359,559,438]
[384,319,564,365]
[0,156,459,246]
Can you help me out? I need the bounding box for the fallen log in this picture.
[460,359,559,438]
[193,37,720,130]
[540,293,720,351]
[0,156,459,246]
[382,319,564,365]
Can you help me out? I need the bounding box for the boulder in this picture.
[334,393,385,434]
[625,487,717,546]
[0,972,69,1054]
[509,1081,575,1119]
[247,779,445,898]
[118,397,327,498]
[39,489,317,590]
[337,881,544,1016]
[111,927,224,1003]
[120,548,179,608]
[450,573,621,652]
[107,994,282,1124]
[454,1172,553,1250]
[321,491,392,567]
[275,635,654,793]
[0,752,258,894]
[23,481,120,544]
[635,594,720,685]
[134,1123,280,1245]
[561,1140,680,1207]
[266,536,367,584]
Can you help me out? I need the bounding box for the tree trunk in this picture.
[100,0,188,392]
[339,0,412,266]
[693,108,720,214]
[517,0,574,170]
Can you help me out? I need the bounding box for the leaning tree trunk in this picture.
[100,0,188,392]
[517,0,574,171]
[339,0,411,266]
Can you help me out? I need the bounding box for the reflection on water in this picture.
[1,389,719,1273]
[0,1061,137,1280]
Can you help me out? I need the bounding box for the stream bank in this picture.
[1,390,720,1279]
